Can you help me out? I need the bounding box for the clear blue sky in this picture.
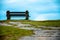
[0,0,60,21]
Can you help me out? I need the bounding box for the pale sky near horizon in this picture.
[0,0,60,21]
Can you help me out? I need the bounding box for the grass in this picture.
[0,26,34,40]
[0,20,60,27]
[9,20,60,27]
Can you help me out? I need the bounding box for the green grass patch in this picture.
[0,26,33,40]
[18,20,60,27]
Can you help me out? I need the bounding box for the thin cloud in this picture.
[4,0,17,4]
[32,13,59,21]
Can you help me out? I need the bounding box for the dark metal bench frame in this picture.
[6,10,29,20]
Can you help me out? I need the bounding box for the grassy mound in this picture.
[0,20,60,27]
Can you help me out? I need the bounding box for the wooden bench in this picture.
[6,10,29,20]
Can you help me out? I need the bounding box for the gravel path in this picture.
[19,30,60,40]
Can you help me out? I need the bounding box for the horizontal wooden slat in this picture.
[10,14,26,16]
[10,12,25,13]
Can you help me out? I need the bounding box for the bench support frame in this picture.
[6,10,29,20]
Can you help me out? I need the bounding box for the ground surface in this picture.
[0,20,60,40]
